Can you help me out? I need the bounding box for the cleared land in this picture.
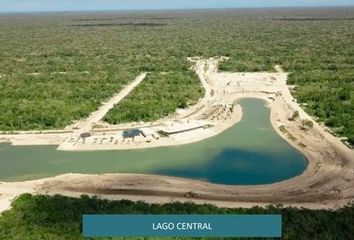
[68,72,147,133]
[0,8,353,144]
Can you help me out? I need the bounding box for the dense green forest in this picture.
[0,8,353,143]
[0,194,353,240]
[104,71,204,123]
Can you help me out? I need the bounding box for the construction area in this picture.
[1,57,294,151]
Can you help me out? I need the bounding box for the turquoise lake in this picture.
[0,98,308,185]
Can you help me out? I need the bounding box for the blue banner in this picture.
[83,214,282,237]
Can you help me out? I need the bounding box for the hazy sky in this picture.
[0,0,353,13]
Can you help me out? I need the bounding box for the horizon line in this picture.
[1,5,354,14]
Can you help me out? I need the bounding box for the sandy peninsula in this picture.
[1,57,354,213]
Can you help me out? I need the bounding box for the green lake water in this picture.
[0,98,308,185]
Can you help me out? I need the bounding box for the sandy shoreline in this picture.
[1,57,354,213]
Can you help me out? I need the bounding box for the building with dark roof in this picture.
[122,129,141,139]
